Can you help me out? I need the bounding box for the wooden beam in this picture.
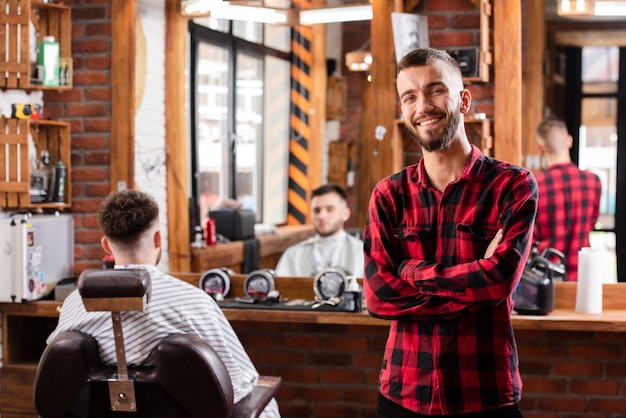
[357,0,399,227]
[165,0,191,272]
[554,30,626,46]
[493,0,522,165]
[110,0,135,192]
[521,0,545,171]
[308,0,326,197]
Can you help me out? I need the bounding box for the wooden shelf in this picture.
[0,0,72,90]
[0,118,71,209]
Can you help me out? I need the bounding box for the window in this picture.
[189,19,291,230]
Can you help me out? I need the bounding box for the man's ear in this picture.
[101,236,113,254]
[342,206,351,223]
[460,89,471,114]
[154,229,162,248]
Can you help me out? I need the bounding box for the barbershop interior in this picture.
[1,0,626,417]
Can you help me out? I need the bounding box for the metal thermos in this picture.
[48,160,66,203]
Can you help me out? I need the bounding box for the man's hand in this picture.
[484,229,503,259]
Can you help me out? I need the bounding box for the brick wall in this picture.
[232,323,626,418]
[44,0,113,273]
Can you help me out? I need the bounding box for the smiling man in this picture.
[363,48,538,418]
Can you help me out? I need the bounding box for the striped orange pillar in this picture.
[287,1,313,225]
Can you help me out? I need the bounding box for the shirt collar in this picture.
[413,144,485,188]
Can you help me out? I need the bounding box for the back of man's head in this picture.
[536,116,570,154]
[98,190,159,245]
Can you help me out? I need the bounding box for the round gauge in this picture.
[244,269,276,299]
[313,268,347,300]
[199,268,233,299]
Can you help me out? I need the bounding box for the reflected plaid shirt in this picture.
[364,145,538,415]
[533,162,601,281]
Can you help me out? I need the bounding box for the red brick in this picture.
[262,350,306,365]
[313,404,362,418]
[73,39,109,54]
[343,387,378,403]
[569,379,619,395]
[518,342,569,358]
[588,397,626,413]
[354,352,383,368]
[66,103,107,117]
[72,167,107,182]
[43,89,84,102]
[536,397,586,412]
[70,198,104,213]
[299,387,340,402]
[72,135,107,149]
[83,152,109,166]
[308,352,353,367]
[427,15,448,29]
[87,56,111,70]
[569,343,621,359]
[75,229,104,245]
[73,71,108,85]
[85,87,111,101]
[519,359,551,375]
[451,14,480,29]
[275,334,321,350]
[68,119,84,133]
[323,336,368,351]
[275,367,319,384]
[429,31,475,48]
[85,22,111,36]
[83,214,100,228]
[71,7,108,21]
[522,377,567,394]
[320,368,366,384]
[85,245,106,259]
[428,0,475,12]
[84,183,111,197]
[552,360,603,377]
[84,118,111,132]
[277,400,312,417]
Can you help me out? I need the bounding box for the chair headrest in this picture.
[78,269,152,311]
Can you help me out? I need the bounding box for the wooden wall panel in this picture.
[493,0,522,165]
[522,0,545,172]
[110,0,135,192]
[165,0,191,272]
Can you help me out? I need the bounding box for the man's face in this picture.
[311,192,350,237]
[396,61,468,152]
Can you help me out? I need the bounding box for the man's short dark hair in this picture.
[98,190,159,243]
[311,184,348,202]
[397,47,462,78]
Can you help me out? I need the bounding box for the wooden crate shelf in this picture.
[0,0,72,90]
[0,117,71,209]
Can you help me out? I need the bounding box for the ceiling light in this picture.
[557,0,626,16]
[181,1,373,26]
[299,4,373,25]
[209,5,292,25]
[345,51,372,72]
[594,1,626,15]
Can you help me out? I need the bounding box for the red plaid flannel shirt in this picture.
[533,162,601,281]
[364,145,538,415]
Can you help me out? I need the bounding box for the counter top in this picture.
[1,277,624,332]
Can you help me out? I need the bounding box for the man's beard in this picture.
[406,110,461,153]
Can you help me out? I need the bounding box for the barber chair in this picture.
[33,269,281,418]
